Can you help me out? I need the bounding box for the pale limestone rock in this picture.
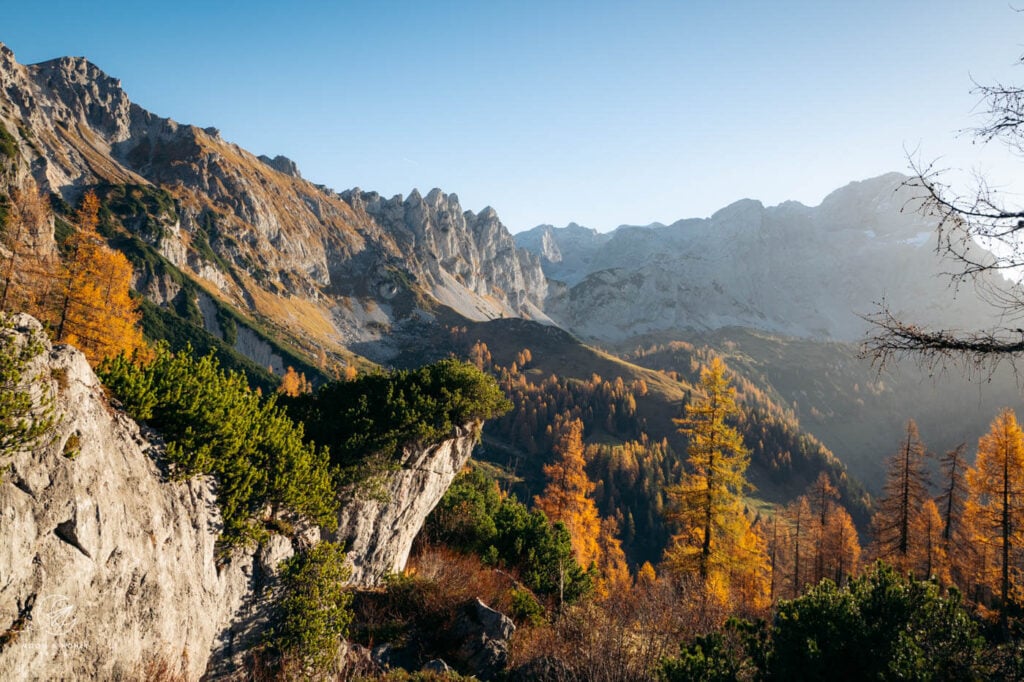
[332,421,482,586]
[0,315,487,678]
[0,315,253,680]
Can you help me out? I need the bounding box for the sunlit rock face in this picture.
[0,316,254,680]
[0,42,550,369]
[331,421,482,586]
[0,315,483,679]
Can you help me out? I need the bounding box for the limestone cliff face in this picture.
[342,188,549,323]
[0,316,483,679]
[332,421,481,585]
[0,315,252,680]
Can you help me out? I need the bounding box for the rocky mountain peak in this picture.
[29,54,134,142]
[0,44,553,366]
[256,153,301,178]
[710,197,765,224]
[0,43,17,71]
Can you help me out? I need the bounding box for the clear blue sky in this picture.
[3,1,1023,232]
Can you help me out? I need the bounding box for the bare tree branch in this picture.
[862,304,1024,378]
[863,55,1024,374]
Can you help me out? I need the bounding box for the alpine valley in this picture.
[0,43,1021,679]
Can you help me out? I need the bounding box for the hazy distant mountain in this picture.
[516,173,1002,344]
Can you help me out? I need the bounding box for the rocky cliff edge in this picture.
[0,315,481,679]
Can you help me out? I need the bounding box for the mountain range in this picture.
[1,42,1020,499]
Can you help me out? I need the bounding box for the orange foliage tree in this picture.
[784,495,813,598]
[278,366,312,397]
[0,186,50,313]
[534,418,602,569]
[966,408,1024,628]
[937,443,974,588]
[664,357,769,612]
[820,504,861,586]
[45,190,146,363]
[870,420,932,576]
[807,472,840,585]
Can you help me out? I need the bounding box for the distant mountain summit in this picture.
[516,172,999,343]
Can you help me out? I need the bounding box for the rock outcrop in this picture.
[332,421,481,585]
[451,598,515,680]
[0,316,486,679]
[0,315,252,680]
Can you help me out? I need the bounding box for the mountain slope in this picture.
[0,43,548,369]
[622,328,1024,493]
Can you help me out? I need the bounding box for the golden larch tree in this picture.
[278,366,312,396]
[820,505,861,586]
[807,472,840,585]
[966,408,1024,629]
[535,418,602,569]
[766,505,792,603]
[937,443,973,588]
[664,357,768,610]
[916,498,950,584]
[785,495,813,597]
[45,190,146,363]
[595,517,631,599]
[0,186,51,313]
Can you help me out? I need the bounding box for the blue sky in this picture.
[3,1,1023,232]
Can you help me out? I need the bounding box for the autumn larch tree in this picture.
[917,498,950,584]
[966,408,1024,629]
[534,417,602,569]
[870,419,931,576]
[785,495,812,598]
[595,516,631,598]
[807,471,840,585]
[45,190,146,363]
[278,366,312,397]
[665,357,767,609]
[766,505,792,602]
[820,504,861,586]
[0,186,50,313]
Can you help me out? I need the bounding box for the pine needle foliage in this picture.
[268,541,353,677]
[286,358,510,472]
[98,345,336,547]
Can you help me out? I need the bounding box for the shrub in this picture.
[286,358,510,472]
[269,541,353,676]
[422,468,501,552]
[424,467,592,605]
[0,125,17,161]
[0,315,54,464]
[769,563,984,681]
[490,496,592,603]
[98,345,336,547]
